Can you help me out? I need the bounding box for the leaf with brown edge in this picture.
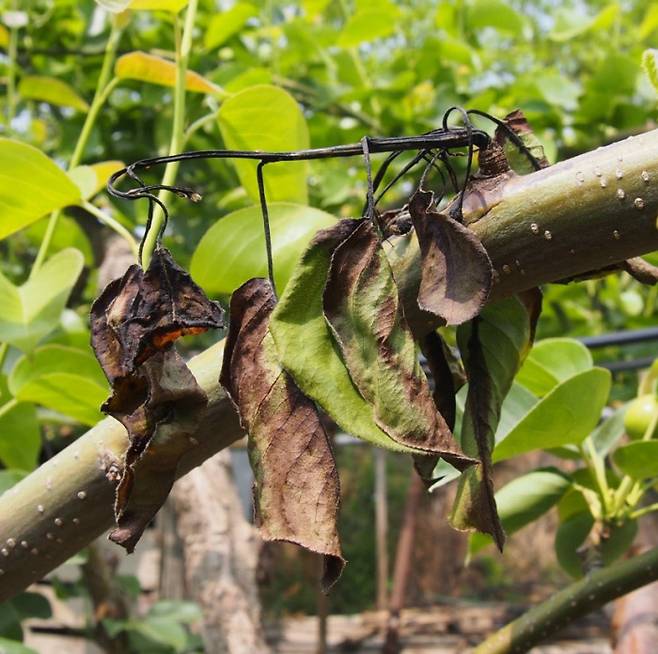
[91,247,224,380]
[323,220,474,472]
[449,296,536,550]
[408,188,493,326]
[109,347,207,552]
[220,278,345,591]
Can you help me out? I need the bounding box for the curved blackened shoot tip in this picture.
[443,106,474,222]
[417,151,445,203]
[256,161,277,298]
[467,109,543,171]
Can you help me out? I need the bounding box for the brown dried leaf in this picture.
[323,220,474,471]
[221,278,345,591]
[91,247,224,381]
[409,188,493,326]
[90,247,223,552]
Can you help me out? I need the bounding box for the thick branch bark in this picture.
[2,129,658,601]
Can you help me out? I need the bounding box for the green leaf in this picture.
[469,467,571,554]
[217,85,309,204]
[11,593,51,620]
[555,512,592,577]
[613,441,658,479]
[204,3,257,50]
[270,222,417,453]
[516,337,592,396]
[128,617,188,652]
[25,216,93,265]
[493,368,611,462]
[0,248,84,352]
[190,203,336,296]
[129,0,189,11]
[466,0,526,36]
[147,601,202,624]
[0,139,81,240]
[640,5,658,40]
[0,378,40,471]
[18,76,89,112]
[549,4,618,42]
[0,638,38,654]
[0,470,28,495]
[115,51,222,95]
[590,406,627,456]
[68,160,124,200]
[337,5,400,48]
[643,49,658,94]
[9,345,108,425]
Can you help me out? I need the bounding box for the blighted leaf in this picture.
[323,219,473,472]
[495,109,551,172]
[91,247,224,380]
[220,278,344,590]
[449,297,535,550]
[90,248,223,551]
[408,189,492,326]
[109,347,207,551]
[270,220,420,453]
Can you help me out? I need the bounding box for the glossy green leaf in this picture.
[270,222,417,453]
[591,406,627,456]
[18,76,89,112]
[466,0,526,36]
[0,139,81,240]
[68,160,124,200]
[217,85,309,204]
[337,5,400,48]
[469,467,571,554]
[9,345,108,425]
[204,3,257,50]
[191,203,336,296]
[0,377,40,471]
[516,337,592,396]
[493,368,611,462]
[0,248,84,352]
[613,441,658,479]
[115,51,222,95]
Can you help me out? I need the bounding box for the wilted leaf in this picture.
[91,248,223,551]
[217,85,309,204]
[115,51,222,95]
[270,220,420,453]
[449,297,535,550]
[0,248,84,352]
[323,219,473,471]
[408,189,492,326]
[0,139,82,240]
[18,76,89,112]
[91,247,224,380]
[221,278,344,590]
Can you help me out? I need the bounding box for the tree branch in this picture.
[2,129,658,602]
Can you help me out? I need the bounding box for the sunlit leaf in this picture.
[190,203,336,296]
[493,368,611,461]
[466,0,526,36]
[130,0,188,11]
[68,160,124,200]
[613,441,658,479]
[115,51,222,94]
[204,3,257,50]
[0,139,81,240]
[9,345,108,425]
[469,467,571,554]
[0,248,84,352]
[337,4,400,48]
[217,85,309,203]
[18,76,89,112]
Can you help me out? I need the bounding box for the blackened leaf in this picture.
[409,189,493,326]
[91,247,224,380]
[220,278,345,590]
[449,297,536,550]
[109,347,207,551]
[323,220,473,471]
[270,221,422,453]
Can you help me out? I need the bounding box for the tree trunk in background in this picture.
[171,451,270,654]
[382,471,424,654]
[374,448,389,611]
